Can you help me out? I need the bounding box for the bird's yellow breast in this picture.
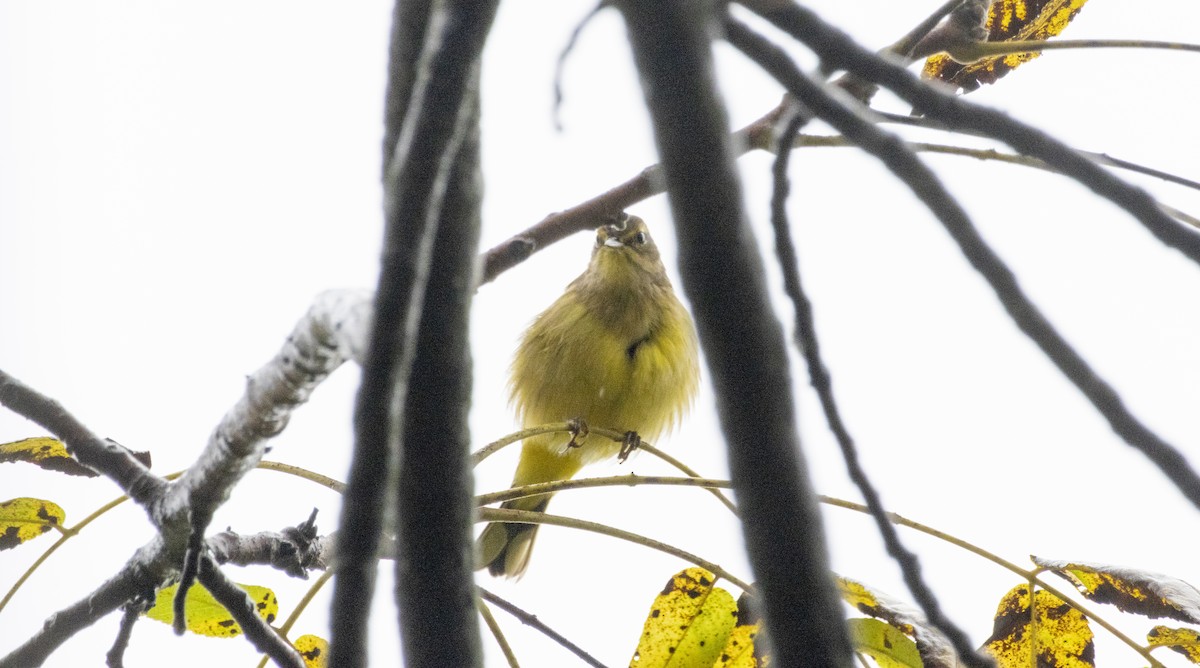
[509,281,698,466]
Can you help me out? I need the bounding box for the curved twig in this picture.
[479,506,752,593]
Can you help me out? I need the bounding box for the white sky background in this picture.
[2,1,1199,666]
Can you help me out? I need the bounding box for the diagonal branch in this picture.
[0,556,161,668]
[197,558,303,668]
[0,370,163,505]
[741,0,1200,516]
[613,1,853,665]
[726,19,988,668]
[742,0,1200,268]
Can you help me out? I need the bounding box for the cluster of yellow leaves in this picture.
[634,558,1200,668]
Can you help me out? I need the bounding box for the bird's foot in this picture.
[618,431,642,463]
[566,417,590,449]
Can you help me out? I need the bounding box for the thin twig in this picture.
[478,587,608,668]
[868,111,1200,194]
[476,474,731,506]
[552,2,608,132]
[788,131,1200,205]
[104,605,141,668]
[471,423,738,513]
[479,507,752,593]
[950,37,1200,62]
[477,599,522,668]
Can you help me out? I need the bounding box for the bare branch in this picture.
[478,587,609,668]
[744,0,1200,267]
[197,558,304,668]
[613,2,852,664]
[394,7,495,665]
[105,604,141,668]
[0,370,163,505]
[476,2,970,286]
[209,509,329,578]
[743,0,1200,517]
[332,1,497,665]
[0,558,160,668]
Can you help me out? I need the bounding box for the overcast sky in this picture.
[2,2,1200,666]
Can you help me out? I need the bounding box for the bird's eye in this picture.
[595,231,604,246]
[634,231,647,245]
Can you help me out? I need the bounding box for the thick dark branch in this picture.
[727,19,984,667]
[197,558,303,668]
[332,1,497,665]
[743,0,1200,515]
[381,0,435,172]
[0,561,158,668]
[613,2,851,665]
[0,369,163,505]
[393,9,494,666]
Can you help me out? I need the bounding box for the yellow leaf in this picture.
[983,584,1094,667]
[838,577,955,668]
[1033,556,1200,623]
[713,622,765,668]
[294,634,329,668]
[923,0,1090,91]
[0,497,66,551]
[847,618,923,668]
[144,583,278,638]
[0,437,96,477]
[1147,626,1200,663]
[630,567,739,668]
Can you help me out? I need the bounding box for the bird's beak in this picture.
[604,236,624,248]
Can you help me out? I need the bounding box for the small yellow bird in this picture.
[478,214,700,577]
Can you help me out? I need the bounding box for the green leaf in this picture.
[838,576,955,667]
[848,618,923,668]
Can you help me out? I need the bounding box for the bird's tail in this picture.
[477,494,551,578]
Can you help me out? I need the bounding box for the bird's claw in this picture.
[567,417,590,449]
[618,431,641,463]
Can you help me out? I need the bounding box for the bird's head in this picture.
[591,213,665,284]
